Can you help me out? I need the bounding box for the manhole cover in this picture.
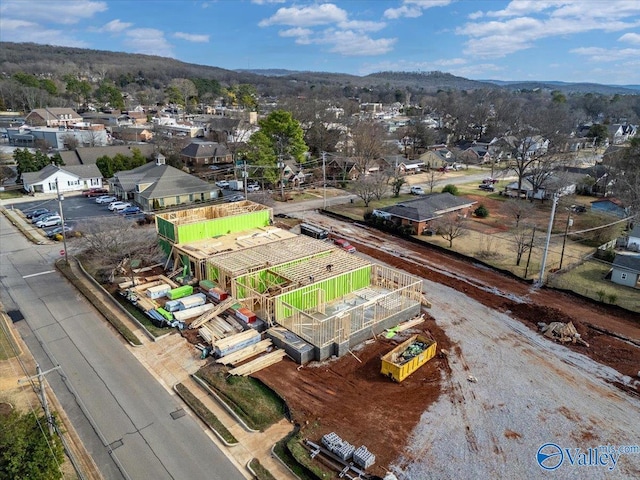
[6,310,24,323]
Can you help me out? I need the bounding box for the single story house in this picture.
[110,156,219,211]
[419,149,451,170]
[607,124,637,145]
[590,198,629,218]
[22,164,103,194]
[610,254,640,288]
[398,161,425,174]
[179,141,232,166]
[25,108,82,127]
[373,193,477,235]
[460,146,491,164]
[503,173,581,200]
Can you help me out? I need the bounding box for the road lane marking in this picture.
[22,270,55,279]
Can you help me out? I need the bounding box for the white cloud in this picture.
[124,28,174,57]
[384,0,453,19]
[259,4,347,27]
[0,0,107,25]
[619,32,640,44]
[279,28,313,45]
[98,19,132,33]
[338,20,386,33]
[457,1,640,58]
[0,17,89,47]
[570,46,640,62]
[174,32,209,43]
[319,30,395,56]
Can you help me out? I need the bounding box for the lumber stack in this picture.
[216,340,273,365]
[227,349,287,376]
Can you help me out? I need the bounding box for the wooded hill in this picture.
[2,42,637,97]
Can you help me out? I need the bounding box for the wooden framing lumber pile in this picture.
[227,349,286,376]
[197,316,239,344]
[216,340,273,366]
[190,297,236,329]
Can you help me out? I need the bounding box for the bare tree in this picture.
[370,171,389,200]
[511,223,535,266]
[349,175,380,208]
[78,217,163,280]
[434,213,467,248]
[348,120,388,175]
[504,199,535,228]
[425,168,444,193]
[389,169,406,197]
[0,165,16,185]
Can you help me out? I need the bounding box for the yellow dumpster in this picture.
[381,334,437,382]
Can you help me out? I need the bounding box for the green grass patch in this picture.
[273,431,332,480]
[0,190,24,200]
[112,294,167,337]
[175,383,238,444]
[0,323,18,360]
[55,259,142,345]
[548,260,640,313]
[196,364,285,431]
[248,458,277,480]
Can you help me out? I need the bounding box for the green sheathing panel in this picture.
[175,210,270,244]
[156,217,176,242]
[206,263,220,283]
[158,238,172,256]
[275,265,371,320]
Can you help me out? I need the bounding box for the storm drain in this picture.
[170,408,186,420]
[7,310,24,323]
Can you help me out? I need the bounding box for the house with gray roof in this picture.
[110,156,218,211]
[58,144,155,166]
[179,141,232,167]
[373,193,476,235]
[25,108,82,127]
[22,164,103,194]
[610,254,640,288]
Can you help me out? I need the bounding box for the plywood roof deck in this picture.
[156,201,271,226]
[208,236,336,277]
[174,227,295,261]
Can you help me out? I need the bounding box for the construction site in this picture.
[121,201,426,366]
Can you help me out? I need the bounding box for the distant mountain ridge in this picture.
[1,42,637,96]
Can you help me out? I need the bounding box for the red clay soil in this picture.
[352,238,640,389]
[255,314,451,479]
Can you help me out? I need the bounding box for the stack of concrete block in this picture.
[321,432,341,451]
[321,432,354,461]
[353,445,375,468]
[334,441,355,461]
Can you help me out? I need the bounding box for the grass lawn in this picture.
[0,324,18,361]
[0,190,24,200]
[248,459,277,480]
[196,364,286,431]
[548,260,640,313]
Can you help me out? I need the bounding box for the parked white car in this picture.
[247,184,260,192]
[96,195,117,204]
[215,180,229,188]
[410,186,425,195]
[35,215,62,228]
[108,201,131,212]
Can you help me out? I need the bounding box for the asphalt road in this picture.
[0,214,244,480]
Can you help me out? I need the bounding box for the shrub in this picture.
[442,184,458,195]
[608,293,617,305]
[474,204,489,218]
[596,289,606,302]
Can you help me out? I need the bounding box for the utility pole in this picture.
[19,364,61,435]
[322,151,327,210]
[277,157,285,202]
[242,160,248,198]
[537,193,559,286]
[524,226,536,278]
[55,178,69,265]
[559,211,573,270]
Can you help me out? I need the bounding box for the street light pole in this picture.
[322,151,327,210]
[559,211,573,270]
[55,178,69,265]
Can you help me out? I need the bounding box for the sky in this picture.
[1,0,640,85]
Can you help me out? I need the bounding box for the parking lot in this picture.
[17,193,138,223]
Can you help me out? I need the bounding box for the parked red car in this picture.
[82,188,109,197]
[334,238,356,253]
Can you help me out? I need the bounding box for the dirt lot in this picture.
[254,212,640,478]
[255,315,449,478]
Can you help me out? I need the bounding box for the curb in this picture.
[191,374,259,433]
[270,444,302,480]
[172,384,239,448]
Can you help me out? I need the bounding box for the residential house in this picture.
[283,160,307,186]
[110,126,154,143]
[25,108,82,127]
[58,144,155,166]
[110,155,218,211]
[373,193,477,235]
[22,164,103,194]
[503,172,581,200]
[398,160,425,175]
[326,156,359,182]
[625,225,640,252]
[560,165,610,196]
[590,198,629,218]
[610,254,640,288]
[460,145,491,164]
[419,149,451,170]
[607,124,637,145]
[179,141,232,167]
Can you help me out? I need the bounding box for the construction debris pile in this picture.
[397,341,430,365]
[538,321,589,347]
